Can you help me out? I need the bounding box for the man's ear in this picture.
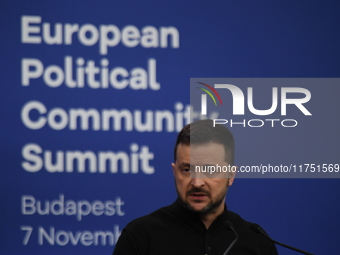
[228,166,237,186]
[171,163,176,175]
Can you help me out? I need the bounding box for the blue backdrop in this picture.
[1,1,339,254]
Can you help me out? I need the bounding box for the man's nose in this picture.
[191,178,205,187]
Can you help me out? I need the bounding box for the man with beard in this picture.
[113,119,277,255]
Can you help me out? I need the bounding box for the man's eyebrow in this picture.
[178,163,190,168]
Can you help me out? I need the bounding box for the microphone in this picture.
[250,223,314,255]
[222,221,238,255]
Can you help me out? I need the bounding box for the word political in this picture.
[21,16,180,55]
[22,57,160,90]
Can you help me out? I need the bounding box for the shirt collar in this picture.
[173,198,230,231]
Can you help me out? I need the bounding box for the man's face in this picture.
[172,142,234,215]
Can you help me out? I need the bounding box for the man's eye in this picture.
[182,168,190,173]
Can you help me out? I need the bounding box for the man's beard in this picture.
[176,184,228,216]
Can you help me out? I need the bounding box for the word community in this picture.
[21,101,191,132]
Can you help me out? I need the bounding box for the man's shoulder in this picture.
[225,209,254,230]
[225,209,264,237]
[124,203,178,232]
[113,203,180,255]
[224,209,278,254]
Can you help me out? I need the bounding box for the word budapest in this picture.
[201,84,312,127]
[22,194,125,221]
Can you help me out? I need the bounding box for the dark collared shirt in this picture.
[113,199,278,255]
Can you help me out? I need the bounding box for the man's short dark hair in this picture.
[174,119,235,165]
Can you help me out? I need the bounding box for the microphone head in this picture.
[224,221,234,228]
[250,223,262,234]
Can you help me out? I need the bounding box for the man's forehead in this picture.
[190,142,225,155]
[178,141,225,149]
[176,143,227,163]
